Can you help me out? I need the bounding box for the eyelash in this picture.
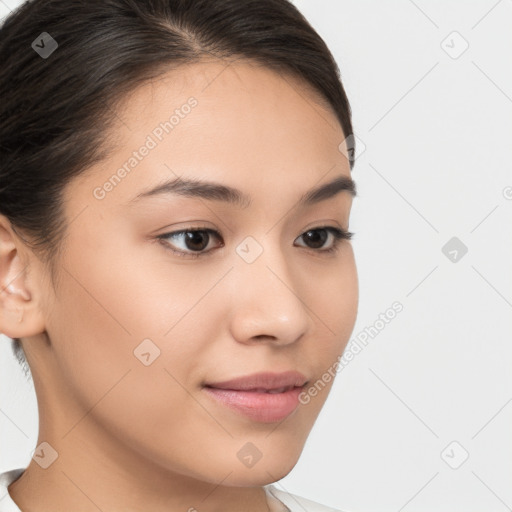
[156,225,354,260]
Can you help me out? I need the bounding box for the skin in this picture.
[0,59,358,512]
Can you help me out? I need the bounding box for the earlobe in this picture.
[0,215,46,339]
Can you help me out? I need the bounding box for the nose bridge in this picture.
[227,234,311,345]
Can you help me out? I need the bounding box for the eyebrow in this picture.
[128,174,356,209]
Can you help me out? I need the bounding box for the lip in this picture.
[203,371,308,423]
[204,371,308,391]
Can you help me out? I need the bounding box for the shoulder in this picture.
[0,468,24,512]
[264,484,352,512]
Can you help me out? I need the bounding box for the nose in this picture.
[226,243,311,347]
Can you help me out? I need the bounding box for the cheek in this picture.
[47,228,224,402]
[45,238,226,467]
[306,245,358,343]
[296,247,358,403]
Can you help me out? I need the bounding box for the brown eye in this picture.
[181,231,211,251]
[294,227,353,253]
[301,229,329,249]
[156,228,224,258]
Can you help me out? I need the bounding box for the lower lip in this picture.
[203,386,303,423]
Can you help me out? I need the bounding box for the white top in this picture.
[0,467,348,511]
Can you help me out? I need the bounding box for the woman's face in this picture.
[25,60,358,487]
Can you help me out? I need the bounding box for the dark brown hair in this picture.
[0,0,354,371]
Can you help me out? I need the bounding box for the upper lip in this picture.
[204,371,308,392]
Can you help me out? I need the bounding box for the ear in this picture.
[0,214,46,339]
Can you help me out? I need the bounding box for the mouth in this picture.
[204,383,303,394]
[202,371,308,423]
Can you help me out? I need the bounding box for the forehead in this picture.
[67,59,351,212]
[115,58,344,146]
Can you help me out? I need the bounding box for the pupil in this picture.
[185,231,209,251]
[305,229,326,248]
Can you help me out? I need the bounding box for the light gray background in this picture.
[1,1,511,511]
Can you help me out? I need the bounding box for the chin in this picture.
[219,449,302,487]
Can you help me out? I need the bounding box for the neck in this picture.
[9,425,272,512]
